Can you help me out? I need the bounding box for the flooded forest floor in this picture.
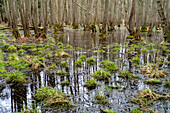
[0,25,169,113]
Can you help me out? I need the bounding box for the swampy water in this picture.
[0,27,169,113]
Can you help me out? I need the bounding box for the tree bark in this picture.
[9,0,20,39]
[102,0,109,33]
[127,0,135,36]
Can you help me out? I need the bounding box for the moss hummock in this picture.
[0,71,27,83]
[131,89,170,105]
[119,70,139,79]
[144,78,161,85]
[94,93,109,104]
[100,60,119,72]
[91,70,111,81]
[84,79,99,90]
[141,64,166,78]
[34,87,72,109]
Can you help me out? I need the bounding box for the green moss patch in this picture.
[91,70,111,81]
[119,70,139,79]
[94,93,109,104]
[34,87,72,109]
[0,71,27,83]
[84,79,99,90]
[100,60,119,72]
[101,108,116,113]
[165,79,170,88]
[144,78,161,85]
[86,57,95,66]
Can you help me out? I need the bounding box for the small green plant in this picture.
[164,79,170,88]
[34,87,72,108]
[18,49,25,55]
[56,70,67,75]
[79,55,86,61]
[86,57,95,66]
[153,49,160,53]
[93,50,105,53]
[144,78,161,85]
[0,34,5,37]
[6,71,27,83]
[48,43,55,48]
[114,47,120,51]
[8,58,29,70]
[7,53,19,61]
[131,89,169,105]
[100,60,119,72]
[60,80,70,86]
[115,44,120,48]
[131,57,140,65]
[91,70,111,81]
[119,70,138,79]
[101,108,116,113]
[48,64,57,70]
[146,44,153,50]
[61,61,68,67]
[55,51,70,58]
[66,44,73,49]
[58,42,64,48]
[77,47,82,50]
[94,93,109,104]
[141,48,148,53]
[84,79,98,90]
[130,108,143,113]
[75,59,83,67]
[0,60,7,73]
[20,108,39,113]
[140,24,147,32]
[7,45,17,52]
[39,57,46,61]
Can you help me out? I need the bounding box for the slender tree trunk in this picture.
[157,0,170,42]
[43,0,48,35]
[102,0,109,33]
[33,0,39,38]
[9,0,20,39]
[127,0,135,36]
[24,0,31,37]
[135,0,142,39]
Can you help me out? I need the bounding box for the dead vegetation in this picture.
[141,64,167,78]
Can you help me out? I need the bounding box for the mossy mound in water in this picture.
[141,64,166,78]
[20,108,39,113]
[0,71,27,83]
[94,93,109,104]
[34,87,72,109]
[144,78,161,85]
[119,70,139,79]
[100,60,119,72]
[131,89,170,105]
[101,108,116,113]
[91,70,111,81]
[165,79,170,88]
[84,79,99,90]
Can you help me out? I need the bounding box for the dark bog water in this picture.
[0,27,169,113]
